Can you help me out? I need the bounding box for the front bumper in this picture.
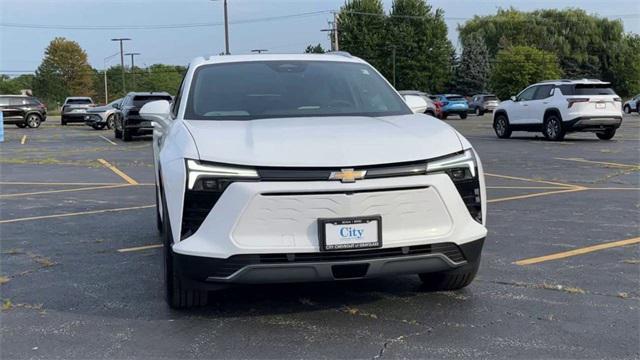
[176,238,484,284]
[566,116,623,131]
[84,113,105,125]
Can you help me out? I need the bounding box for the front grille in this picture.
[208,242,465,278]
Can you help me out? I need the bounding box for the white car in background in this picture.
[141,53,487,308]
[493,79,623,140]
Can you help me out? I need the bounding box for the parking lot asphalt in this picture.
[1,114,639,359]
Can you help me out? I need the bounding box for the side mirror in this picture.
[112,102,121,110]
[140,100,171,128]
[403,94,428,114]
[510,96,517,102]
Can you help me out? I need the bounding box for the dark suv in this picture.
[113,92,172,141]
[0,95,47,128]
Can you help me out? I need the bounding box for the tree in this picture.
[455,34,490,95]
[337,0,387,72]
[0,74,34,94]
[304,44,326,53]
[32,37,95,104]
[488,46,562,100]
[607,34,640,99]
[386,0,454,92]
[458,8,638,96]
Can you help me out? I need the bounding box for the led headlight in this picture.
[427,150,482,223]
[186,159,258,190]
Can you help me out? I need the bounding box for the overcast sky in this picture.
[1,0,638,74]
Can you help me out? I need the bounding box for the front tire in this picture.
[106,114,115,130]
[624,105,631,114]
[475,107,483,116]
[543,114,565,141]
[460,112,468,119]
[596,128,616,140]
[122,127,132,142]
[61,117,67,126]
[419,259,479,291]
[493,114,512,138]
[92,123,106,130]
[161,192,207,309]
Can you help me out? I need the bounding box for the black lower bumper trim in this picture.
[174,238,485,283]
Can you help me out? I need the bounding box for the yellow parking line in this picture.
[0,181,155,186]
[0,204,154,224]
[97,158,139,185]
[20,135,27,145]
[587,187,640,191]
[514,237,640,265]
[485,173,576,188]
[488,187,586,203]
[99,135,117,146]
[488,186,569,190]
[0,184,131,198]
[555,157,640,169]
[117,244,162,253]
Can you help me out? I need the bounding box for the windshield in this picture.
[446,96,465,101]
[186,61,410,120]
[133,95,172,108]
[559,84,616,96]
[67,98,92,105]
[484,96,498,101]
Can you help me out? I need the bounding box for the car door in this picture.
[528,85,554,124]
[2,98,23,121]
[509,86,538,124]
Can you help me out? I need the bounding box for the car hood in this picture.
[86,105,112,113]
[182,114,464,167]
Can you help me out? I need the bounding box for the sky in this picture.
[1,0,639,74]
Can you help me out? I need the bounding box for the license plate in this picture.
[318,216,382,251]
[596,103,605,109]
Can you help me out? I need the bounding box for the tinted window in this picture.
[574,84,616,95]
[9,98,27,105]
[172,74,187,118]
[446,96,465,101]
[517,86,537,101]
[67,98,92,105]
[186,61,410,120]
[533,85,554,100]
[133,95,172,107]
[483,95,498,101]
[0,97,9,106]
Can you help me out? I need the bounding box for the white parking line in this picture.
[99,135,117,146]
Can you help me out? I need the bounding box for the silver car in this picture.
[469,94,500,116]
[84,98,122,130]
[398,90,438,117]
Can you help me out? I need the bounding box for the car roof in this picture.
[398,90,428,96]
[126,92,171,96]
[65,96,92,100]
[437,94,464,97]
[189,52,367,67]
[0,94,32,97]
[534,79,610,86]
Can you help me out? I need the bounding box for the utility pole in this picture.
[111,38,131,94]
[391,45,397,88]
[211,0,230,55]
[333,12,339,51]
[125,52,141,90]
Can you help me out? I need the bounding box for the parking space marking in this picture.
[97,158,139,185]
[485,172,576,188]
[20,135,27,145]
[0,184,131,198]
[0,204,154,224]
[488,186,569,190]
[555,157,640,169]
[117,244,162,253]
[514,237,640,265]
[99,135,117,146]
[488,187,587,203]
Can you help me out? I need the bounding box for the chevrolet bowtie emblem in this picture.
[329,168,366,183]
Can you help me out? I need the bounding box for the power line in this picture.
[0,10,332,30]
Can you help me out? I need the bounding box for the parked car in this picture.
[433,94,469,119]
[428,95,443,118]
[493,79,623,141]
[84,98,122,130]
[113,92,172,141]
[398,90,437,117]
[469,94,500,116]
[0,95,47,128]
[61,97,94,125]
[143,53,487,308]
[623,94,639,114]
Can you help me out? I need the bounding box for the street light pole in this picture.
[111,38,131,94]
[125,52,141,90]
[211,0,230,55]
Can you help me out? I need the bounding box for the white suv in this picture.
[493,79,623,140]
[141,53,487,308]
